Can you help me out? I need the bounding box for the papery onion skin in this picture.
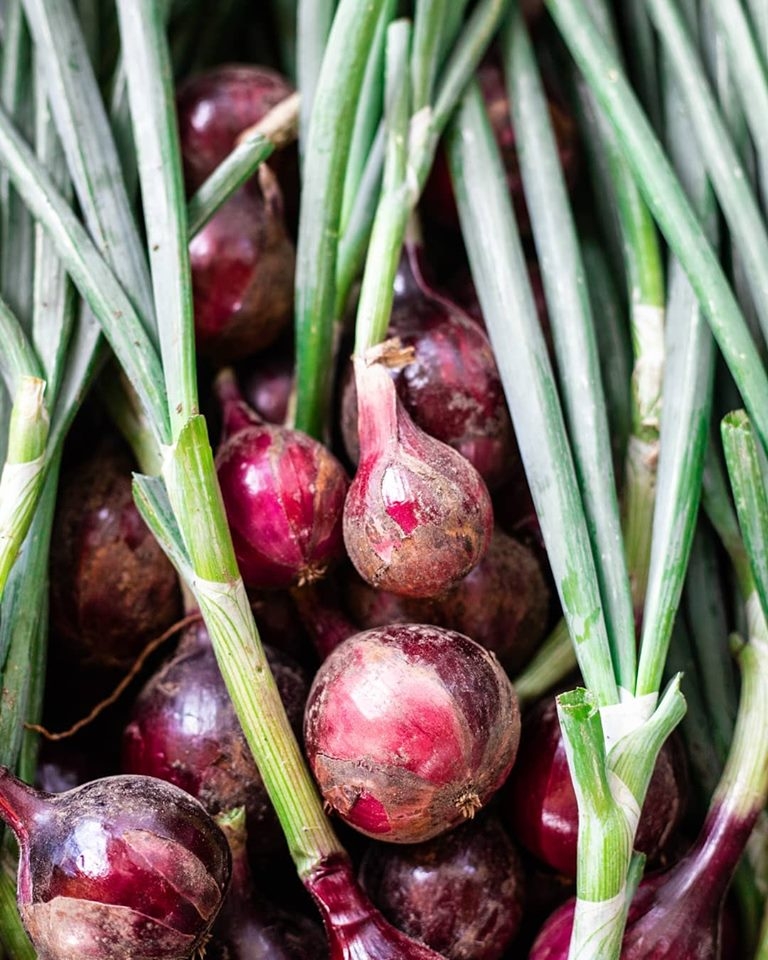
[303,623,520,844]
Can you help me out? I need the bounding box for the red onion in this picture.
[358,814,526,960]
[238,333,295,426]
[343,350,493,599]
[176,63,296,193]
[303,623,520,843]
[214,372,349,589]
[0,766,230,960]
[344,526,550,674]
[189,167,295,362]
[122,620,309,860]
[501,697,687,878]
[305,854,448,959]
[49,438,181,673]
[341,246,517,489]
[291,578,359,661]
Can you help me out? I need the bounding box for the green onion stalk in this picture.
[447,4,728,951]
[580,0,666,618]
[294,0,511,440]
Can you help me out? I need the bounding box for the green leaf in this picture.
[722,410,768,631]
[132,472,193,582]
[505,6,636,691]
[22,0,158,344]
[448,82,617,707]
[297,0,336,163]
[115,0,197,438]
[0,102,169,444]
[546,0,768,460]
[294,0,386,438]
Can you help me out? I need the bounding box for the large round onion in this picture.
[303,623,520,844]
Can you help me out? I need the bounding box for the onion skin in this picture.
[305,854,448,959]
[303,623,520,844]
[344,355,493,600]
[122,622,309,860]
[344,527,549,674]
[0,768,230,960]
[49,439,181,673]
[238,335,295,426]
[501,697,686,878]
[215,385,349,590]
[359,815,525,960]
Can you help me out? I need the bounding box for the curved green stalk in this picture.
[513,618,578,707]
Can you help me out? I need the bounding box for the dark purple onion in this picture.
[359,814,525,960]
[501,697,687,878]
[49,438,181,673]
[291,579,359,661]
[305,854,447,959]
[238,334,295,426]
[189,168,295,362]
[343,352,494,599]
[344,526,550,674]
[341,247,517,489]
[214,373,349,589]
[0,766,230,960]
[122,621,309,860]
[177,63,296,194]
[303,623,520,844]
[209,809,327,960]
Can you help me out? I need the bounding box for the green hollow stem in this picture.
[545,0,768,460]
[580,0,664,617]
[353,20,411,356]
[513,617,578,707]
[294,0,385,439]
[0,377,49,598]
[505,6,636,692]
[558,679,686,960]
[411,0,448,113]
[296,0,335,165]
[448,83,618,707]
[187,91,300,238]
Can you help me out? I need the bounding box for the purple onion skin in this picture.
[529,803,753,959]
[176,64,296,194]
[344,527,549,674]
[359,815,525,960]
[303,624,520,844]
[341,247,517,490]
[215,389,349,590]
[0,767,230,960]
[306,854,448,959]
[344,357,494,600]
[189,169,295,363]
[501,698,686,878]
[291,580,359,661]
[122,622,309,860]
[49,439,181,673]
[238,335,295,426]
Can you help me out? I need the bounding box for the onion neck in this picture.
[0,767,46,843]
[353,355,400,458]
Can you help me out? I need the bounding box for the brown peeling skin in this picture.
[49,439,181,673]
[345,527,550,674]
[359,815,526,960]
